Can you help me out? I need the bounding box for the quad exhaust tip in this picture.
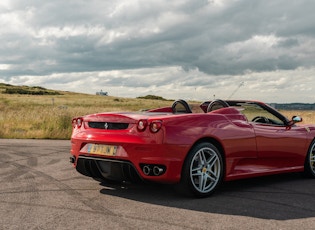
[141,164,166,176]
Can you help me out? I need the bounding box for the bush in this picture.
[137,95,167,100]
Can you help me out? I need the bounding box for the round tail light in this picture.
[137,119,148,132]
[150,120,162,133]
[72,118,77,128]
[76,117,83,128]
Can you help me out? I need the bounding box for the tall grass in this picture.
[0,93,314,139]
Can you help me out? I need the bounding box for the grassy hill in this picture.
[0,83,63,95]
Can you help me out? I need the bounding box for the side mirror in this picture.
[292,116,303,123]
[288,116,303,126]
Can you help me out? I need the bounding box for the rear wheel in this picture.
[304,140,315,178]
[178,142,224,197]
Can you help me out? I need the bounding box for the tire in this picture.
[178,142,224,197]
[304,140,315,178]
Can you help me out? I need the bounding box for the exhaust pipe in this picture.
[143,165,151,175]
[153,166,164,176]
[69,156,76,164]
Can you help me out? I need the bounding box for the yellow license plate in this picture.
[87,144,117,156]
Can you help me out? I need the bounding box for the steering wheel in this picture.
[252,116,270,124]
[207,99,229,112]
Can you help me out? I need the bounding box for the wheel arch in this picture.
[186,136,226,170]
[177,136,226,197]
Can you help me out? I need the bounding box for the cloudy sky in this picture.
[1,0,315,103]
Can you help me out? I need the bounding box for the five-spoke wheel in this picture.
[179,142,224,197]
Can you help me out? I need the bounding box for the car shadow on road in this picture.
[99,172,315,220]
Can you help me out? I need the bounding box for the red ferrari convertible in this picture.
[70,99,315,197]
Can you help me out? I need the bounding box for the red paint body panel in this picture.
[70,100,315,184]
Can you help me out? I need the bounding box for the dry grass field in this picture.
[0,92,172,139]
[0,87,314,139]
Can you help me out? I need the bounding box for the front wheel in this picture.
[178,142,224,197]
[304,140,315,178]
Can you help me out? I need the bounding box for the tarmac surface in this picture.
[1,139,315,229]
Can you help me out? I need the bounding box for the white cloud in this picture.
[0,64,11,70]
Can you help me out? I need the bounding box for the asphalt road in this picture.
[1,139,315,230]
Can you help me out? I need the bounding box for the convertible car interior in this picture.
[170,98,291,126]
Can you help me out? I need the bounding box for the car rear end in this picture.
[70,112,186,183]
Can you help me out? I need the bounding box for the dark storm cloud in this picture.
[2,0,315,76]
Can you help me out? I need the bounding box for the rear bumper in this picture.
[73,153,184,183]
[70,145,188,183]
[70,133,190,183]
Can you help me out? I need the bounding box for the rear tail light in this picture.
[137,119,148,132]
[72,118,77,128]
[150,120,162,133]
[72,117,83,128]
[77,118,83,128]
[137,119,162,133]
